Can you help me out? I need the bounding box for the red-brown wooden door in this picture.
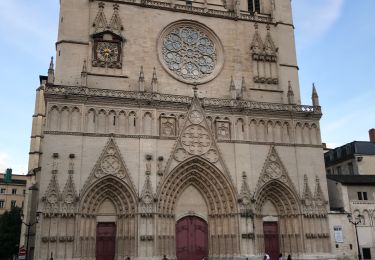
[176,216,208,260]
[263,222,279,260]
[96,222,116,260]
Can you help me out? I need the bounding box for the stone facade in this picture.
[22,0,337,259]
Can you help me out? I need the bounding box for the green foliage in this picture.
[0,207,22,257]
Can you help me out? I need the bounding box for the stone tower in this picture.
[23,0,336,259]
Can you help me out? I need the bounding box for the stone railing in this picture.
[118,0,272,23]
[45,85,321,115]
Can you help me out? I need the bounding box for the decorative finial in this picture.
[81,60,87,87]
[238,76,246,100]
[113,3,119,10]
[254,23,258,30]
[242,171,247,179]
[98,2,105,9]
[266,24,270,31]
[82,60,87,73]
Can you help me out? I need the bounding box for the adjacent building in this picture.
[326,130,375,259]
[0,172,28,214]
[22,0,337,260]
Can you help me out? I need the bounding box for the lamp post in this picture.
[21,211,41,260]
[347,213,363,260]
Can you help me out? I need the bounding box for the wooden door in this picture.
[263,222,279,260]
[176,216,208,260]
[96,222,116,260]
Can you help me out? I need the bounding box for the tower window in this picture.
[186,0,192,8]
[248,0,260,14]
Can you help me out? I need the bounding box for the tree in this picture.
[0,207,22,259]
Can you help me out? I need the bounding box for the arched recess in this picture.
[78,175,137,259]
[253,180,302,256]
[157,156,239,257]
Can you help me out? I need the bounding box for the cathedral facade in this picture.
[23,0,336,259]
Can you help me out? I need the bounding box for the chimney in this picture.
[369,128,375,142]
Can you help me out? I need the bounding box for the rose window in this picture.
[159,22,223,84]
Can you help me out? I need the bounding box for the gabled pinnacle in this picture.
[48,57,54,84]
[230,76,237,99]
[151,67,158,92]
[238,76,246,100]
[49,56,54,70]
[139,66,145,91]
[287,80,295,104]
[312,83,319,106]
[81,60,87,87]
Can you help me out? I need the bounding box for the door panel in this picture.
[176,216,208,260]
[263,222,279,260]
[96,222,116,260]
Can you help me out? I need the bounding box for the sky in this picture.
[0,0,374,174]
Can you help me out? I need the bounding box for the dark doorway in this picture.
[176,216,208,260]
[96,222,116,260]
[263,222,279,260]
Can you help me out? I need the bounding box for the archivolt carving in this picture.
[80,176,136,215]
[157,157,237,215]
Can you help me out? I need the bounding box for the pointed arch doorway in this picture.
[176,216,208,260]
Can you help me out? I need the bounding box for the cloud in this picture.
[293,0,344,49]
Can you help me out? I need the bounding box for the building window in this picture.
[248,0,260,13]
[358,192,368,201]
[12,188,17,195]
[337,166,342,175]
[23,189,26,195]
[0,188,5,194]
[0,200,4,208]
[348,162,354,175]
[11,200,16,207]
[362,248,371,259]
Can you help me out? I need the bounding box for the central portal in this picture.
[176,216,208,260]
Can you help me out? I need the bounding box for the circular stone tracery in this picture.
[158,21,224,84]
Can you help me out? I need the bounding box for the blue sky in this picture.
[0,0,374,174]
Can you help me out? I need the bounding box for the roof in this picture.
[0,178,27,185]
[324,141,375,166]
[327,175,375,185]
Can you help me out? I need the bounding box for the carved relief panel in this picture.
[215,119,231,140]
[160,115,177,137]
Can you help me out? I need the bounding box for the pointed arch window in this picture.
[248,0,260,14]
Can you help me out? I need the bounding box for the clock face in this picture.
[96,42,119,63]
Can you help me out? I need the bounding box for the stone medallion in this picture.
[101,155,121,174]
[181,125,211,155]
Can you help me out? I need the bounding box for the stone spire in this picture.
[312,83,319,107]
[151,67,158,92]
[138,66,145,92]
[287,80,295,104]
[230,76,236,99]
[238,76,246,100]
[47,57,54,84]
[81,60,87,87]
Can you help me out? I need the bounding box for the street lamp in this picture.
[347,213,363,260]
[21,211,41,260]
